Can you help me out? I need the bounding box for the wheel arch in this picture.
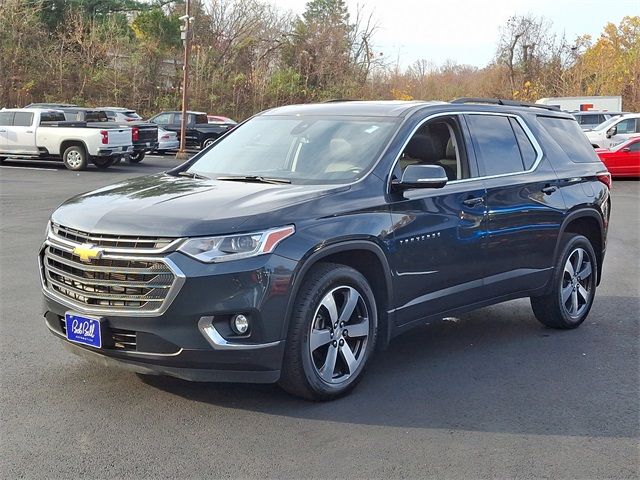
[555,209,605,286]
[59,139,89,158]
[282,241,395,350]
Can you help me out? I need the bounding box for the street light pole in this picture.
[176,0,192,160]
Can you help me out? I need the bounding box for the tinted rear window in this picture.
[509,117,538,169]
[40,112,66,123]
[466,114,525,176]
[87,111,109,122]
[538,116,600,163]
[195,114,208,124]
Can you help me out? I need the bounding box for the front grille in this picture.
[42,245,176,312]
[51,223,174,251]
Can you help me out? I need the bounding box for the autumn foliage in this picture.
[0,1,638,117]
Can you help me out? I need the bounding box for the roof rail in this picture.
[450,97,560,112]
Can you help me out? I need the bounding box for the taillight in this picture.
[100,130,108,145]
[161,135,170,140]
[132,127,139,142]
[126,118,135,122]
[597,171,612,189]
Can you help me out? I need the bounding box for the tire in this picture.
[92,157,115,169]
[531,234,597,329]
[129,151,145,163]
[201,137,216,149]
[62,145,88,171]
[279,263,377,401]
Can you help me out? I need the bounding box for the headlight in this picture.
[178,225,295,263]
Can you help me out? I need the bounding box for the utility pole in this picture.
[176,0,192,160]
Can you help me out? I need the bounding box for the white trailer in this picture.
[536,96,623,112]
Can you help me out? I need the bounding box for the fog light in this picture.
[230,314,250,335]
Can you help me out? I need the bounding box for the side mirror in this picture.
[606,126,617,138]
[393,164,448,190]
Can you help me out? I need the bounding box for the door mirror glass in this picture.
[606,126,617,138]
[394,164,448,190]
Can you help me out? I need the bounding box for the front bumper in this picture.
[41,248,298,383]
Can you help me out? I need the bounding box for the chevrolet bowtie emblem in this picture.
[72,243,103,263]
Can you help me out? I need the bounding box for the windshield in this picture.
[186,115,399,184]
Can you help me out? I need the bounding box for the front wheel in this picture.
[531,234,597,329]
[279,263,377,401]
[129,151,145,163]
[62,145,88,171]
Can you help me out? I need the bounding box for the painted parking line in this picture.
[0,165,59,171]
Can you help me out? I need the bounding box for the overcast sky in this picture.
[274,0,638,68]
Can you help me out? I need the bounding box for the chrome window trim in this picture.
[40,240,186,317]
[386,111,544,194]
[48,227,184,254]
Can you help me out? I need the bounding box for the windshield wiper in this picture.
[177,171,211,180]
[216,175,291,185]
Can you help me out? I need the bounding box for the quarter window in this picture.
[152,113,171,125]
[538,116,599,163]
[465,114,525,176]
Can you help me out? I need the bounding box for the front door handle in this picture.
[462,197,484,207]
[541,185,559,195]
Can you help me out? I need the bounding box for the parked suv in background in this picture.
[101,107,143,123]
[585,113,640,149]
[148,110,234,149]
[40,99,610,400]
[572,111,625,131]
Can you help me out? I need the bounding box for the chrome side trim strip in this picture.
[198,316,282,351]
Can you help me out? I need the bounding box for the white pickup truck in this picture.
[0,108,133,170]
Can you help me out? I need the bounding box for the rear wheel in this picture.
[62,145,88,171]
[129,151,145,163]
[279,263,377,401]
[201,137,216,149]
[531,234,597,329]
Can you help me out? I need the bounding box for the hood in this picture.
[51,173,347,237]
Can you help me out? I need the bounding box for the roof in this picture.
[263,100,440,118]
[261,99,575,119]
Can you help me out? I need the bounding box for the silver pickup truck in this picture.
[0,108,133,170]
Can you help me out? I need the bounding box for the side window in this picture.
[0,112,14,126]
[152,113,171,125]
[628,141,640,152]
[538,116,599,163]
[465,114,524,176]
[509,117,538,170]
[13,112,34,127]
[615,118,638,134]
[398,115,469,181]
[40,112,65,123]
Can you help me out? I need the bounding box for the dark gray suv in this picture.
[40,98,611,400]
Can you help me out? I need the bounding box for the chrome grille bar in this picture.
[41,232,185,315]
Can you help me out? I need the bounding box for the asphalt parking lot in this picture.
[1,156,638,479]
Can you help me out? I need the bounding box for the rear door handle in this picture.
[541,185,559,195]
[462,197,484,207]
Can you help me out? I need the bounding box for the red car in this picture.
[595,136,640,177]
